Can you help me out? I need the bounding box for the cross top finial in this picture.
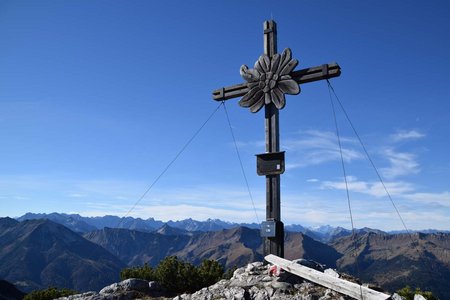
[235,20,300,113]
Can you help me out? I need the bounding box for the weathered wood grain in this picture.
[265,254,391,300]
[212,63,341,101]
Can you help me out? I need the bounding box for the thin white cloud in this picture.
[319,175,450,213]
[321,179,369,193]
[380,148,420,179]
[390,130,425,142]
[321,177,415,197]
[306,178,319,183]
[403,192,450,208]
[367,181,416,197]
[283,130,363,169]
[68,193,87,198]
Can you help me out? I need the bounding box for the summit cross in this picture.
[212,20,341,258]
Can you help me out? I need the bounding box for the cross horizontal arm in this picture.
[291,62,341,85]
[212,62,341,101]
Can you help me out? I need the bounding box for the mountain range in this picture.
[2,213,450,299]
[333,232,450,299]
[16,212,449,243]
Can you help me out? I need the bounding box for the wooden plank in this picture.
[265,254,391,300]
[212,63,341,101]
[212,83,249,101]
[291,63,341,85]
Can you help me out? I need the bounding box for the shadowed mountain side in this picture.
[0,218,126,293]
[171,226,264,268]
[84,226,339,270]
[0,279,25,300]
[166,218,254,232]
[284,232,341,268]
[83,228,191,267]
[83,226,263,269]
[332,232,450,299]
[0,217,19,232]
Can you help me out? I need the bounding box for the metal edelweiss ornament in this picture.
[239,48,301,113]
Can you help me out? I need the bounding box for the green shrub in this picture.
[24,287,77,300]
[397,286,438,300]
[120,257,225,294]
[154,256,200,293]
[222,265,237,280]
[197,259,224,287]
[120,262,156,281]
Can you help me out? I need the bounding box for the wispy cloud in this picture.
[403,192,450,208]
[377,129,425,179]
[390,130,425,142]
[380,148,420,179]
[321,176,415,197]
[319,175,450,211]
[68,193,87,198]
[235,129,425,180]
[306,178,319,183]
[283,130,363,169]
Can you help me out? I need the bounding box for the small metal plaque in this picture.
[261,220,276,237]
[256,152,285,176]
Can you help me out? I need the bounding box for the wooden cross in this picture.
[212,20,341,258]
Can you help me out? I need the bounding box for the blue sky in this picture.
[1,1,450,230]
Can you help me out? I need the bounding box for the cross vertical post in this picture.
[212,20,341,258]
[263,20,284,257]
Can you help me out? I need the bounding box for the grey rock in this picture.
[324,269,339,278]
[58,291,137,300]
[56,292,97,300]
[148,280,162,291]
[62,261,365,300]
[99,278,150,294]
[233,268,245,277]
[246,262,262,273]
[271,281,292,291]
[265,286,274,297]
[232,288,247,300]
[391,293,405,300]
[414,295,427,300]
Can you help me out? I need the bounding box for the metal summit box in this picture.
[260,220,276,237]
[256,151,285,176]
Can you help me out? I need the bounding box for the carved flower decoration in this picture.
[239,48,300,113]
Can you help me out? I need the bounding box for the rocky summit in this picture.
[58,261,388,300]
[175,262,350,300]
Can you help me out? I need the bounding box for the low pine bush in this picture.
[120,256,225,294]
[24,287,77,300]
[397,286,438,300]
